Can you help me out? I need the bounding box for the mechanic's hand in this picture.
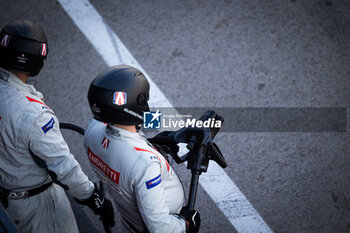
[147,131,179,157]
[75,185,115,227]
[180,206,201,233]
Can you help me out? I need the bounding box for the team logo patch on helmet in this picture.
[113,92,127,106]
[0,34,10,47]
[40,43,47,56]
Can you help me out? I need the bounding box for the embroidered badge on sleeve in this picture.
[42,117,55,134]
[145,174,161,189]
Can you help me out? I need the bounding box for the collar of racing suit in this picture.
[106,124,155,150]
[106,124,144,139]
[0,67,44,100]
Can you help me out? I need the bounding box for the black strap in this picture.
[25,181,53,197]
[5,182,52,200]
[0,182,52,208]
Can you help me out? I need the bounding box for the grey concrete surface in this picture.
[1,0,349,232]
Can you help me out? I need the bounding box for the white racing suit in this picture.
[84,119,187,233]
[0,68,94,233]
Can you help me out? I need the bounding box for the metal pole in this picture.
[187,171,201,211]
[99,181,112,233]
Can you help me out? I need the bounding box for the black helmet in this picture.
[88,65,150,125]
[0,20,48,76]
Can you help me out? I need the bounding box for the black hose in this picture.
[59,122,85,136]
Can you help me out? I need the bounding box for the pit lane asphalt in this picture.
[0,0,349,232]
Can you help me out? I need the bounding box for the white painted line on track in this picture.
[58,0,273,232]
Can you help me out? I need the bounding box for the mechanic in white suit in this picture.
[84,65,201,233]
[0,20,115,233]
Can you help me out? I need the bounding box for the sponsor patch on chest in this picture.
[87,147,120,184]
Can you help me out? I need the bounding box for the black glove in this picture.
[147,131,179,158]
[180,207,201,233]
[75,185,115,227]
